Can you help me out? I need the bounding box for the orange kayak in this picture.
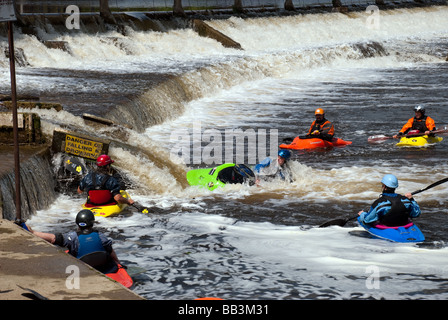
[279,136,352,150]
[65,249,134,289]
[106,264,133,289]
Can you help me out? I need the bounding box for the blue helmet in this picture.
[381,174,398,189]
[278,149,291,161]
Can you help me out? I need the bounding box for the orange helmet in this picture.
[315,108,325,115]
[96,154,114,167]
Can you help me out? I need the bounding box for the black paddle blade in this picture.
[64,157,86,175]
[318,219,348,228]
[17,285,49,300]
[319,215,358,228]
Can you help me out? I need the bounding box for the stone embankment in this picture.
[0,219,144,300]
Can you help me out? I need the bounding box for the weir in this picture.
[107,40,391,132]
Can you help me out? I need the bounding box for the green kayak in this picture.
[186,163,255,191]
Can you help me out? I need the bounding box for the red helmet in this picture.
[96,154,114,167]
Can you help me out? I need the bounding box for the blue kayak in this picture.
[357,217,425,243]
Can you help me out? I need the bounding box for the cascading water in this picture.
[0,150,57,220]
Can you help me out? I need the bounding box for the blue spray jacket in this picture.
[254,157,290,181]
[359,192,421,226]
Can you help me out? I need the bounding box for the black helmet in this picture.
[75,209,95,229]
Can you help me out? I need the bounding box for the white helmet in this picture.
[414,105,425,114]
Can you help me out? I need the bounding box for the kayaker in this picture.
[78,154,134,207]
[393,105,436,138]
[29,209,121,273]
[254,150,292,184]
[358,174,421,227]
[216,164,255,185]
[302,108,335,141]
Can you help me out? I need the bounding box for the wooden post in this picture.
[99,0,115,23]
[233,0,243,13]
[284,0,295,11]
[173,0,185,17]
[332,0,343,8]
[7,20,21,222]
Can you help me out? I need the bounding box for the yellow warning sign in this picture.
[64,134,103,159]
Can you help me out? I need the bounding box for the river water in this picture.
[3,6,448,300]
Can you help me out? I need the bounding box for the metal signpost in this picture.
[1,1,21,222]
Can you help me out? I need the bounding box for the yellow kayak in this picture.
[82,190,130,217]
[396,135,443,147]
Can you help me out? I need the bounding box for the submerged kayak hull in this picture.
[357,217,424,243]
[396,135,443,147]
[279,137,352,150]
[82,190,130,217]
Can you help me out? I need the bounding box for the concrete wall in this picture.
[0,112,45,145]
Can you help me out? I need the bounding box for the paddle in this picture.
[131,203,150,214]
[282,135,315,143]
[63,156,87,175]
[319,177,448,228]
[410,177,448,196]
[17,285,49,300]
[318,215,359,228]
[368,129,448,144]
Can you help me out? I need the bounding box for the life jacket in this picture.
[377,194,411,227]
[87,173,114,205]
[76,231,107,260]
[308,119,335,136]
[75,230,118,273]
[410,116,429,132]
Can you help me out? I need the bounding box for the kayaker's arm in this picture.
[114,193,134,205]
[320,121,334,136]
[426,116,436,132]
[32,230,55,243]
[398,118,414,135]
[29,228,64,246]
[403,193,421,218]
[110,249,120,265]
[358,205,381,225]
[307,121,315,136]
